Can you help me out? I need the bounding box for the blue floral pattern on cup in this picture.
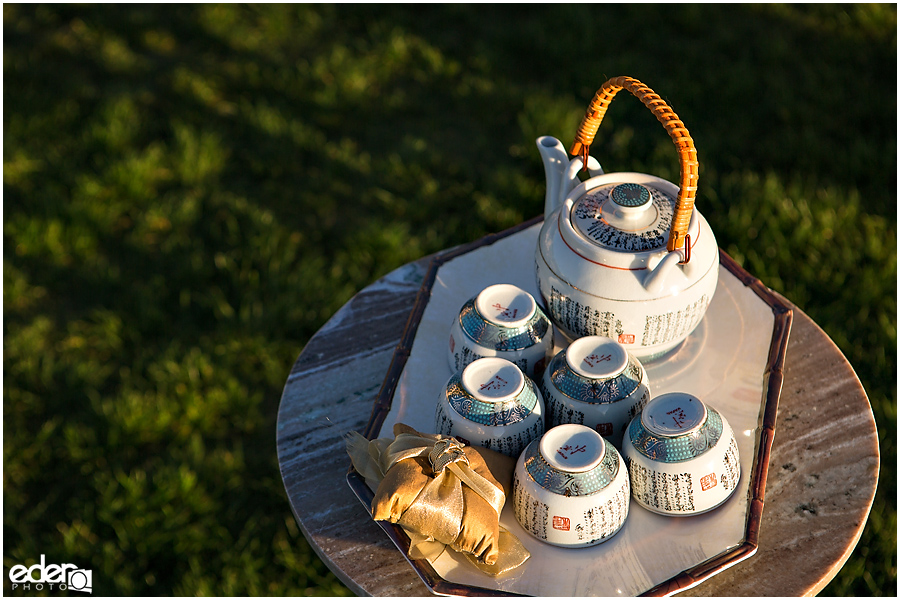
[445,372,539,426]
[458,298,551,351]
[520,437,619,496]
[628,407,724,463]
[545,351,642,404]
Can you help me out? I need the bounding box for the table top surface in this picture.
[276,243,879,597]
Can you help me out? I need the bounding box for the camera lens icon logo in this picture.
[67,569,92,594]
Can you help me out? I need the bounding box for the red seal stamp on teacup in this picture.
[596,422,613,436]
[701,472,717,491]
[552,516,570,531]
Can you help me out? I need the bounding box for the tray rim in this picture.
[347,215,793,597]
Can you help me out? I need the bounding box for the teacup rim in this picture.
[474,283,538,328]
[460,356,525,402]
[539,423,606,473]
[640,392,708,437]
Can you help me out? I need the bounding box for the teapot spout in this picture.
[538,136,604,218]
[537,136,569,218]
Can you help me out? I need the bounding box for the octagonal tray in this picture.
[348,217,792,596]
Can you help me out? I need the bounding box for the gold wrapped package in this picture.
[346,423,529,576]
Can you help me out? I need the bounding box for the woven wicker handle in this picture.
[569,76,698,253]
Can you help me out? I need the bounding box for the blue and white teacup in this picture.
[434,357,545,458]
[622,392,741,516]
[448,283,553,379]
[513,424,630,548]
[541,336,650,448]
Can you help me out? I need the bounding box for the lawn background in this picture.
[4,4,896,596]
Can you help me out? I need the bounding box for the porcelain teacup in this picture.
[448,283,553,379]
[512,423,630,547]
[540,336,650,448]
[622,392,741,516]
[434,357,545,458]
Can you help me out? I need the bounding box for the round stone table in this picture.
[277,246,879,596]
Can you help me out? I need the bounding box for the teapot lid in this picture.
[571,182,675,252]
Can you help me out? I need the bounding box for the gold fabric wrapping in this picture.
[346,423,530,576]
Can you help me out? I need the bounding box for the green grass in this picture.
[4,4,895,596]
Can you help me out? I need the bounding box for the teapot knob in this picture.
[596,183,657,232]
[611,183,651,208]
[610,183,653,220]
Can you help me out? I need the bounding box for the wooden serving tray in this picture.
[348,217,792,596]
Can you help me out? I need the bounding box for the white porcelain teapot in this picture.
[534,76,718,360]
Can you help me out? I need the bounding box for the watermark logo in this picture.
[8,555,92,593]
